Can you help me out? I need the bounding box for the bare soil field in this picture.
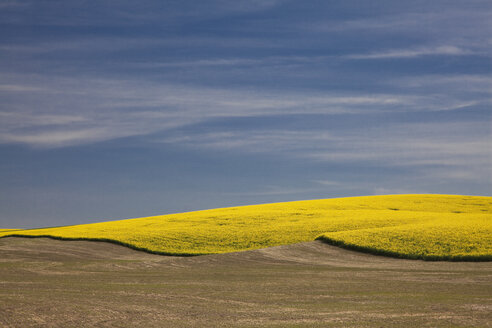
[0,237,491,327]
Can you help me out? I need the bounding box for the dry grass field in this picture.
[0,237,491,327]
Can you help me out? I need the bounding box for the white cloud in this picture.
[0,1,27,8]
[394,74,492,94]
[1,70,489,175]
[0,73,427,148]
[0,112,87,127]
[311,9,492,49]
[372,187,419,195]
[0,128,111,147]
[160,120,491,184]
[0,35,285,58]
[0,0,286,29]
[0,84,45,92]
[227,185,319,196]
[313,180,343,186]
[347,46,473,59]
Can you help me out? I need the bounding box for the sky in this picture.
[0,0,491,228]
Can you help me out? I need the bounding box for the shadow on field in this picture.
[0,237,491,327]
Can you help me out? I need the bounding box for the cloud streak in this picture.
[1,65,489,150]
[347,46,474,59]
[2,72,484,148]
[158,120,491,184]
[0,73,411,147]
[0,0,284,27]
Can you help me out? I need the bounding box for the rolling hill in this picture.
[1,194,491,260]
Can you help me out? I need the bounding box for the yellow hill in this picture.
[1,194,491,260]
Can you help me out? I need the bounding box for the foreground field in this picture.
[1,195,491,260]
[0,237,491,327]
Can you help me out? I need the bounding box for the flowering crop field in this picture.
[1,195,491,260]
[0,229,21,234]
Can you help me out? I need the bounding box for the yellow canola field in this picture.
[1,194,491,260]
[0,229,21,234]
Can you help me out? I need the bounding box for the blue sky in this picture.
[0,0,491,228]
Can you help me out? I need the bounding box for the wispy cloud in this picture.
[0,72,425,148]
[0,112,87,127]
[159,120,490,184]
[134,55,337,69]
[316,10,492,33]
[0,128,111,147]
[0,1,27,8]
[312,8,492,47]
[0,0,285,27]
[227,185,319,196]
[1,69,488,149]
[0,37,163,54]
[0,36,282,57]
[0,84,45,92]
[372,187,420,195]
[314,180,344,187]
[393,74,492,94]
[347,46,473,59]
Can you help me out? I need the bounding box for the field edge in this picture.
[2,233,492,262]
[0,234,202,257]
[315,235,492,262]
